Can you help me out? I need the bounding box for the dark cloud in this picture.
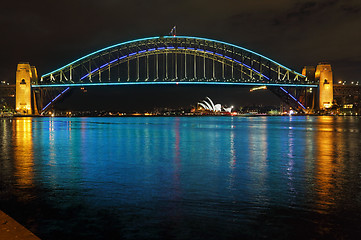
[225,0,361,80]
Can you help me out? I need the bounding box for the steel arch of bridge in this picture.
[37,36,317,88]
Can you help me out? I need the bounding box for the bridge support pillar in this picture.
[16,62,38,115]
[315,63,333,110]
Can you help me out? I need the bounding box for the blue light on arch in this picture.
[75,46,272,81]
[41,87,70,111]
[41,36,306,78]
[280,87,306,109]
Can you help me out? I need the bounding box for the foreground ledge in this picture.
[0,211,40,240]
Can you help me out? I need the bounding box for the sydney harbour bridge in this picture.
[15,35,330,114]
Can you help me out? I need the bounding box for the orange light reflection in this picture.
[13,118,35,193]
[314,117,343,213]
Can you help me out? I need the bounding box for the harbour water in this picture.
[1,116,361,239]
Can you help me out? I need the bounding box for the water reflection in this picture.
[12,118,35,200]
[247,118,268,204]
[1,119,12,170]
[1,116,361,239]
[48,118,56,166]
[286,117,296,205]
[228,126,236,170]
[173,118,181,187]
[314,117,345,213]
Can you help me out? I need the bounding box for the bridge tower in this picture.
[16,62,38,114]
[315,63,333,110]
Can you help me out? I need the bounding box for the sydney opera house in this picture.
[197,97,233,113]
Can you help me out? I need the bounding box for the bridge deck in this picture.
[33,81,318,88]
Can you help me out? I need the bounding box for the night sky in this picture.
[2,0,361,110]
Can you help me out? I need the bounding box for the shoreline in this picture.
[2,114,359,118]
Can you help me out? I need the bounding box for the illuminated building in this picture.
[0,83,15,111]
[197,97,233,113]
